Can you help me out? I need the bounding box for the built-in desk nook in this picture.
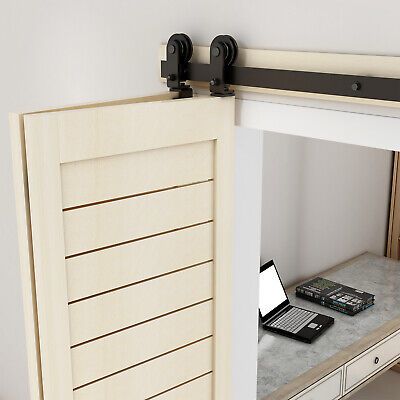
[258,253,400,400]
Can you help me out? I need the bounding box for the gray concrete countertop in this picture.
[257,253,400,400]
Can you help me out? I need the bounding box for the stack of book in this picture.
[296,277,375,316]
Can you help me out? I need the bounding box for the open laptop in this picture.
[259,260,334,343]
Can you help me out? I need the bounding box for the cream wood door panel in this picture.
[22,94,234,400]
[63,181,213,257]
[292,368,343,400]
[344,329,400,392]
[149,373,212,400]
[69,262,213,346]
[61,140,213,209]
[67,222,213,302]
[73,338,213,399]
[71,300,213,388]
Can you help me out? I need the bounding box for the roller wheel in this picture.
[210,35,238,66]
[167,33,193,62]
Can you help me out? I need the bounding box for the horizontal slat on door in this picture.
[71,300,213,388]
[73,337,213,400]
[69,262,213,346]
[67,222,213,302]
[149,373,212,400]
[63,181,213,257]
[61,141,214,209]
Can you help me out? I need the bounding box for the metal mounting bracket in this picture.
[164,33,193,98]
[209,35,238,97]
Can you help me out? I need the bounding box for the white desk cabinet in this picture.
[288,327,400,400]
[292,368,343,400]
[344,329,400,393]
[290,329,400,400]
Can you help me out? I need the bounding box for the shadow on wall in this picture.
[261,131,392,286]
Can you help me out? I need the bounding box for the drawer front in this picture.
[345,330,400,392]
[293,368,342,400]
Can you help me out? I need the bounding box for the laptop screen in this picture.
[259,261,289,321]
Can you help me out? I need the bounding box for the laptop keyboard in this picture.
[267,307,318,334]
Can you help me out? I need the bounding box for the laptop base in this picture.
[263,312,334,344]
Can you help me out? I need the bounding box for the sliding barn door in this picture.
[23,95,235,399]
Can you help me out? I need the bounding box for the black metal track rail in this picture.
[161,33,400,102]
[162,61,400,102]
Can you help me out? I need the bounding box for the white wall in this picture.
[261,132,392,286]
[1,1,399,399]
[233,128,263,400]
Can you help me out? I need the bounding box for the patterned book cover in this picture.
[296,291,374,316]
[296,277,374,313]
